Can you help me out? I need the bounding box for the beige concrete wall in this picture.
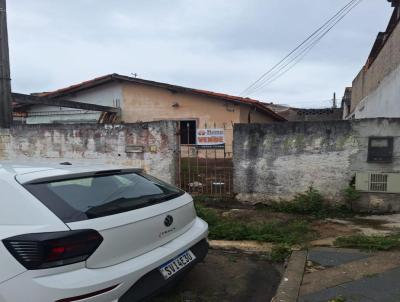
[351,21,400,113]
[239,104,275,124]
[122,82,241,125]
[121,82,275,149]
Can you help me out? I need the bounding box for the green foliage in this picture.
[270,187,354,218]
[328,297,346,302]
[343,185,361,211]
[334,234,400,251]
[195,204,219,226]
[195,204,314,245]
[270,244,291,262]
[343,186,361,202]
[271,187,324,215]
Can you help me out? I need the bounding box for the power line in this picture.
[240,0,358,96]
[247,0,363,96]
[240,0,363,97]
[242,0,363,96]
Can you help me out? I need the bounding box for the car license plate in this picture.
[159,250,196,280]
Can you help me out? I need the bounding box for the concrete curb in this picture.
[272,250,307,302]
[209,240,273,254]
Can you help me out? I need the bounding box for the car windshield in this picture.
[24,172,184,223]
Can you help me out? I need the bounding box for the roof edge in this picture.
[39,74,286,121]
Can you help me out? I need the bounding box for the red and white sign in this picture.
[196,129,225,148]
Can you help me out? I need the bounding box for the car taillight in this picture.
[2,229,103,270]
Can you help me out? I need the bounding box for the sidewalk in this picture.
[298,247,400,302]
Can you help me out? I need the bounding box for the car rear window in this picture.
[24,172,184,223]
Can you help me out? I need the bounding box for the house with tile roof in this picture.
[21,74,285,151]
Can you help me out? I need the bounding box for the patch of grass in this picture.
[195,204,314,245]
[334,234,400,251]
[270,244,291,262]
[269,187,354,218]
[328,297,346,302]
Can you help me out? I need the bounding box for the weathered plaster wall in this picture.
[0,121,179,184]
[353,64,400,118]
[351,19,400,114]
[233,119,400,212]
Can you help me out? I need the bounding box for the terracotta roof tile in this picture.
[40,74,286,121]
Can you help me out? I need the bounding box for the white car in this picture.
[0,163,208,302]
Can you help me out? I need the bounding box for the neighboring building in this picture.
[341,87,352,119]
[12,93,120,124]
[347,0,400,119]
[265,103,343,121]
[23,74,285,151]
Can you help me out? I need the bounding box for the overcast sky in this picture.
[7,0,393,108]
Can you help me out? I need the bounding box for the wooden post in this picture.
[0,0,12,128]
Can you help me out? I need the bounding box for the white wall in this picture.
[354,62,400,119]
[26,82,123,124]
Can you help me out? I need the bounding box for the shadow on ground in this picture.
[151,249,282,302]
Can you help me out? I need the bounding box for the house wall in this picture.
[351,20,400,115]
[239,104,275,124]
[25,82,123,124]
[121,82,277,152]
[354,64,400,118]
[0,121,179,184]
[233,119,400,213]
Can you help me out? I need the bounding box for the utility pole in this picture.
[332,92,337,109]
[0,0,12,128]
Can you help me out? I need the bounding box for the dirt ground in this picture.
[151,250,283,302]
[217,206,359,241]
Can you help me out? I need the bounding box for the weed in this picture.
[270,244,291,262]
[334,234,400,251]
[270,187,354,218]
[227,254,238,263]
[328,297,346,302]
[271,187,324,215]
[343,185,361,211]
[195,204,314,245]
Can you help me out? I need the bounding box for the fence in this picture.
[178,125,234,196]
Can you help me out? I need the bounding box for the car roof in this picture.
[0,162,139,183]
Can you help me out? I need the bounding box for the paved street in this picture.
[152,249,282,302]
[299,248,400,302]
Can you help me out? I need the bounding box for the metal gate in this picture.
[178,126,233,196]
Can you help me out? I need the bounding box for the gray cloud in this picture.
[6,0,394,107]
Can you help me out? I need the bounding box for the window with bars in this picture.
[370,173,388,192]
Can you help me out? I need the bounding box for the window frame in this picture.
[180,120,197,145]
[367,137,394,163]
